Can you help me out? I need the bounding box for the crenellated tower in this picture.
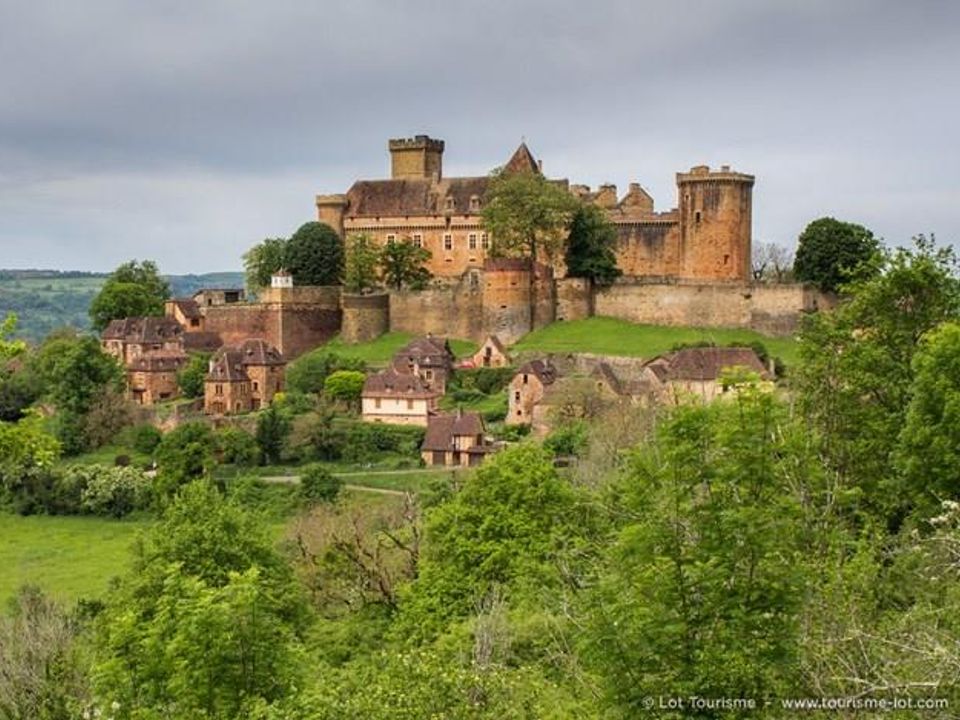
[677,165,754,282]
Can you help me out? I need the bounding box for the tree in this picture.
[300,463,342,505]
[482,170,579,264]
[154,422,216,500]
[323,370,365,409]
[284,222,344,286]
[564,204,621,287]
[243,237,288,292]
[751,241,794,283]
[257,403,291,465]
[177,352,211,398]
[344,233,381,293]
[0,313,26,364]
[89,260,170,331]
[286,349,366,396]
[793,217,879,292]
[379,237,432,290]
[0,413,61,514]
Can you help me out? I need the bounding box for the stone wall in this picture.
[594,279,831,335]
[341,292,390,344]
[555,277,593,321]
[389,280,484,340]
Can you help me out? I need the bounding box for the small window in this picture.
[445,197,455,211]
[375,398,381,409]
[514,391,520,401]
[481,232,489,250]
[413,233,423,248]
[695,210,702,224]
[443,233,453,251]
[406,399,414,410]
[252,381,259,391]
[523,374,528,384]
[468,233,477,250]
[470,195,481,211]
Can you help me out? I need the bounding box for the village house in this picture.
[204,338,285,415]
[421,409,496,467]
[640,346,773,403]
[391,335,454,393]
[469,335,510,368]
[102,316,185,365]
[164,298,204,330]
[507,359,560,426]
[126,353,187,406]
[193,288,245,307]
[361,367,441,426]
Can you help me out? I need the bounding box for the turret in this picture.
[677,165,754,282]
[315,194,347,238]
[388,135,444,180]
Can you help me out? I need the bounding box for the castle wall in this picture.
[341,293,390,344]
[389,281,484,341]
[612,219,683,278]
[481,260,533,345]
[593,280,829,335]
[555,278,593,321]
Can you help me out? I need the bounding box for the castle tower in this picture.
[315,194,347,238]
[481,259,533,345]
[677,165,754,282]
[388,135,444,180]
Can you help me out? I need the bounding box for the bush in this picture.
[114,454,131,467]
[286,350,366,395]
[177,352,211,398]
[323,370,366,406]
[544,422,588,458]
[300,464,342,505]
[79,465,152,518]
[124,424,163,455]
[217,427,259,467]
[450,367,515,395]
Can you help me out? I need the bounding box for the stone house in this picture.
[204,339,285,415]
[102,316,185,365]
[471,335,510,368]
[164,298,204,330]
[193,288,245,308]
[392,335,454,393]
[506,359,560,426]
[126,353,187,406]
[421,409,496,467]
[641,346,773,403]
[361,368,440,426]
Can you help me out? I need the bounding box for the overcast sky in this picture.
[1,0,957,274]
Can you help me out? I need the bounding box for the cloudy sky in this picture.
[1,0,957,273]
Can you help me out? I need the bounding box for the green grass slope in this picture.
[512,316,799,366]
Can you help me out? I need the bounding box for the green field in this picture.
[0,514,150,606]
[322,332,478,366]
[512,316,800,366]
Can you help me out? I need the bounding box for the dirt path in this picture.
[259,475,411,497]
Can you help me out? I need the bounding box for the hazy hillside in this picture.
[0,269,244,342]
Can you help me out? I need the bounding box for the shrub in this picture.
[300,464,342,505]
[217,427,259,467]
[79,465,152,518]
[125,424,162,455]
[286,350,366,395]
[544,422,588,458]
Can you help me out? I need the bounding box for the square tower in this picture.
[388,135,444,180]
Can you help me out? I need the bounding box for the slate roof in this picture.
[182,331,222,353]
[516,359,559,385]
[363,368,439,399]
[502,142,540,175]
[393,335,454,371]
[645,347,771,382]
[421,410,486,451]
[206,339,284,382]
[480,335,507,355]
[344,177,491,218]
[102,316,183,343]
[238,338,284,366]
[127,353,187,372]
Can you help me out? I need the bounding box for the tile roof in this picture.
[421,410,486,451]
[363,368,439,399]
[516,359,559,385]
[170,298,202,320]
[205,339,284,382]
[102,316,183,343]
[182,331,222,353]
[393,335,454,370]
[127,353,188,372]
[646,347,771,382]
[238,338,284,366]
[344,177,490,217]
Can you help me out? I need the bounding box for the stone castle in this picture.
[172,136,829,359]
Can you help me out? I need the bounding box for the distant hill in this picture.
[0,270,244,342]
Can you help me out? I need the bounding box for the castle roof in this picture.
[645,347,770,382]
[421,410,487,452]
[502,142,540,175]
[363,368,439,399]
[344,176,490,217]
[102,316,183,343]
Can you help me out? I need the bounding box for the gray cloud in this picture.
[0,0,957,272]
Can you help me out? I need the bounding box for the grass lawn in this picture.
[323,332,478,366]
[512,316,800,367]
[0,514,150,606]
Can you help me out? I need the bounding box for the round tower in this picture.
[677,165,754,282]
[481,258,533,345]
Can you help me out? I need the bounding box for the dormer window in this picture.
[470,195,481,211]
[386,233,396,244]
[444,196,455,211]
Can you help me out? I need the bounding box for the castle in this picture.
[160,136,828,363]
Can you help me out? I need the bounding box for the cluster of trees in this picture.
[88,260,170,331]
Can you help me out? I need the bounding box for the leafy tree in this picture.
[379,237,432,290]
[564,204,621,287]
[286,349,366,395]
[154,422,216,500]
[582,392,809,713]
[323,370,365,409]
[287,407,345,462]
[0,363,41,422]
[89,260,170,331]
[0,312,27,363]
[123,423,163,455]
[257,404,291,465]
[793,217,879,292]
[217,427,260,467]
[300,463,342,505]
[344,233,381,293]
[177,351,211,398]
[896,322,960,513]
[243,236,288,292]
[284,222,343,286]
[67,464,152,518]
[482,170,579,264]
[795,235,960,523]
[92,481,309,719]
[0,413,61,514]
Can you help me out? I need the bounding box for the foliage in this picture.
[564,204,621,287]
[68,464,152,518]
[89,260,170,331]
[92,482,309,719]
[300,463,342,505]
[285,349,366,396]
[379,237,432,290]
[217,426,260,467]
[482,170,579,263]
[154,422,216,500]
[543,421,588,458]
[77,388,137,450]
[322,369,365,407]
[751,240,794,283]
[287,408,346,462]
[0,586,89,719]
[284,222,344,286]
[344,233,381,293]
[0,359,41,422]
[257,404,291,465]
[243,237,288,292]
[449,367,515,395]
[0,312,27,363]
[177,351,211,398]
[793,217,879,292]
[123,423,162,455]
[0,414,62,515]
[794,235,960,523]
[582,392,810,713]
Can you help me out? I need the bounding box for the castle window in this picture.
[468,233,477,250]
[481,233,489,250]
[253,381,259,392]
[445,197,455,211]
[386,233,396,244]
[695,211,702,224]
[514,391,520,401]
[413,233,423,248]
[443,234,453,251]
[522,374,528,385]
